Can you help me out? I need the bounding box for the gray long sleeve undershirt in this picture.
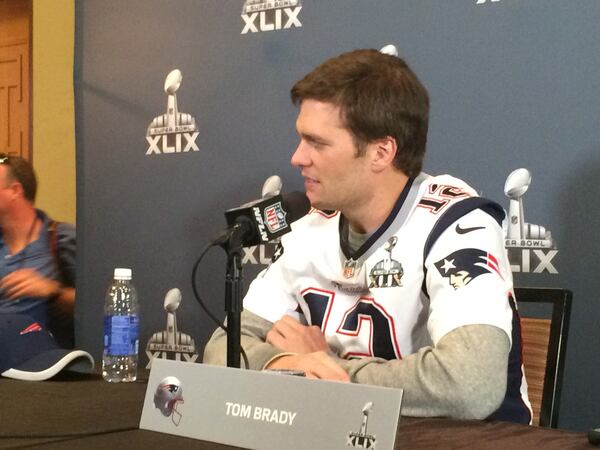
[203,309,510,420]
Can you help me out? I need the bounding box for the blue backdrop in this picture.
[74,0,600,431]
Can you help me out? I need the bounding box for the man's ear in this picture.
[9,181,25,200]
[370,136,397,172]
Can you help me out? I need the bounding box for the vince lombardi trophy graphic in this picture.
[360,402,373,437]
[164,288,181,348]
[347,402,377,448]
[146,288,198,368]
[379,44,398,56]
[504,168,530,240]
[504,168,553,248]
[148,69,197,134]
[165,70,180,130]
[146,69,199,155]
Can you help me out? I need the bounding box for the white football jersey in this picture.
[244,172,531,423]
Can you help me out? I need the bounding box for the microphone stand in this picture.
[223,225,244,368]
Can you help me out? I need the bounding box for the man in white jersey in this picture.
[204,49,531,423]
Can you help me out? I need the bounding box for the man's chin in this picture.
[305,189,336,211]
[307,197,334,212]
[305,192,319,207]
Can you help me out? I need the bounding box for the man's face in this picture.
[0,166,15,215]
[449,270,472,289]
[291,100,371,212]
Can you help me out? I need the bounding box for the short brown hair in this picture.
[1,155,37,203]
[291,49,429,178]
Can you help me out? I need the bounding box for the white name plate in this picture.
[140,359,403,450]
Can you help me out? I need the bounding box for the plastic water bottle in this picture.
[102,268,139,382]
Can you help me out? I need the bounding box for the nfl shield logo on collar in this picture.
[343,259,358,279]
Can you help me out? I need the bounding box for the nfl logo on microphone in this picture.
[265,203,287,233]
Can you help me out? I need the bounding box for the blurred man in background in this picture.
[0,154,76,348]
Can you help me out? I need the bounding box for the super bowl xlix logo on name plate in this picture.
[241,0,302,34]
[347,402,376,449]
[146,69,199,155]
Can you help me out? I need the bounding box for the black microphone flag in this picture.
[220,191,310,247]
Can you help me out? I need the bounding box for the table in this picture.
[0,370,593,449]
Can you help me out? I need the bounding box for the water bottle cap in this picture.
[114,268,132,280]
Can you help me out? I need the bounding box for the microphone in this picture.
[211,177,310,369]
[214,189,310,248]
[222,191,310,247]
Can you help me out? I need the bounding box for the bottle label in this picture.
[104,315,139,356]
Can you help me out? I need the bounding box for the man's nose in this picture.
[291,141,309,167]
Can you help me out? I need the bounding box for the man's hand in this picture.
[0,268,60,299]
[267,351,350,382]
[266,315,330,354]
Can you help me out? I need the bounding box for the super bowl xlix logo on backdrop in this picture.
[146,288,199,368]
[241,0,302,34]
[146,69,199,155]
[503,168,558,274]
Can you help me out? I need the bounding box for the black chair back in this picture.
[515,287,572,428]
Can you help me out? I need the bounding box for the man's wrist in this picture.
[49,282,63,301]
[263,352,297,370]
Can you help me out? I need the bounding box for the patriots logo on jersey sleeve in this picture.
[434,248,503,289]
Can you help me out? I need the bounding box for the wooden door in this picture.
[0,0,31,160]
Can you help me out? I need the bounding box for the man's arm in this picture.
[203,309,289,370]
[203,303,508,418]
[204,290,509,418]
[263,315,509,419]
[52,285,75,316]
[203,310,349,381]
[0,268,74,314]
[335,324,509,419]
